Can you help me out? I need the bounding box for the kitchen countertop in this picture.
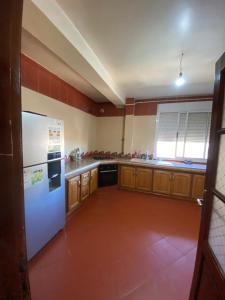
[65,159,99,178]
[65,158,206,178]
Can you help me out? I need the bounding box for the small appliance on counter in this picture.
[22,112,65,260]
[69,147,81,160]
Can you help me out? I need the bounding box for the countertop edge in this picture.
[65,160,206,178]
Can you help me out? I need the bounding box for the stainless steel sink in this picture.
[130,158,173,166]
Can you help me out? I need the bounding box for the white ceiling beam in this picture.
[22,0,125,106]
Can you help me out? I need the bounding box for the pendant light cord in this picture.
[179,52,184,75]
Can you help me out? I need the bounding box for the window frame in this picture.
[154,110,211,163]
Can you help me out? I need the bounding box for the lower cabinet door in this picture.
[90,168,98,194]
[120,166,136,189]
[171,172,192,198]
[192,174,205,199]
[67,176,81,212]
[136,168,152,192]
[153,170,171,195]
[81,171,90,201]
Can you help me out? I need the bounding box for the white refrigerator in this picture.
[22,112,65,260]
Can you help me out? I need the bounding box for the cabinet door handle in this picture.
[197,198,204,206]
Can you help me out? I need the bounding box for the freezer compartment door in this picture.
[22,112,49,166]
[22,112,64,166]
[46,117,64,158]
[24,163,65,260]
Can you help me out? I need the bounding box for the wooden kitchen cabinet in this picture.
[171,172,192,198]
[192,174,205,199]
[119,164,205,201]
[90,168,98,194]
[81,171,90,201]
[120,166,136,189]
[153,170,171,195]
[120,166,152,191]
[153,170,192,198]
[67,175,81,213]
[136,168,152,192]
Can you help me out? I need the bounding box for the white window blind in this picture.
[156,111,211,160]
[157,112,178,158]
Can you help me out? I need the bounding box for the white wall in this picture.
[132,116,156,154]
[96,115,157,155]
[96,116,124,152]
[22,89,212,157]
[22,87,97,155]
[124,115,134,154]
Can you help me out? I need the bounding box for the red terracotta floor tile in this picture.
[29,186,201,300]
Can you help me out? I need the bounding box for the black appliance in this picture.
[47,152,62,191]
[98,164,118,187]
[93,156,113,160]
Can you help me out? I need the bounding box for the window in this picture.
[155,111,211,161]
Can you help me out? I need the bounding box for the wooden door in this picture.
[190,52,225,299]
[192,174,205,200]
[136,168,152,192]
[90,168,98,194]
[153,170,171,195]
[67,176,80,212]
[0,1,31,299]
[120,166,136,189]
[171,172,191,198]
[81,171,90,201]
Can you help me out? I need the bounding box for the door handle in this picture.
[197,198,204,207]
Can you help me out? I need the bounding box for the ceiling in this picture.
[21,29,108,103]
[56,0,225,98]
[23,0,225,103]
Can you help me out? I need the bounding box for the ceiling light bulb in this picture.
[175,72,185,87]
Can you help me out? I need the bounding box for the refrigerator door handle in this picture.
[51,173,59,179]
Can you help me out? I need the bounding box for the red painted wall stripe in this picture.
[21,54,213,118]
[21,54,98,116]
[135,102,157,116]
[97,102,125,117]
[125,98,135,115]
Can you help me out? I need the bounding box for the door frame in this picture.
[0,1,31,299]
[190,52,225,299]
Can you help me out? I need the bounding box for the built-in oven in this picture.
[98,164,118,187]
